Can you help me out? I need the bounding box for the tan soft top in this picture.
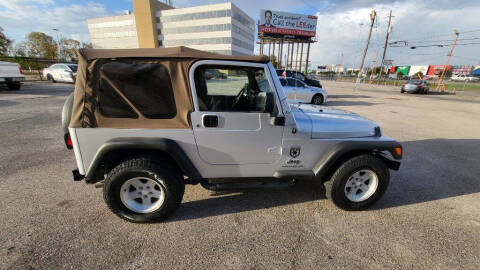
[79,46,269,63]
[70,46,269,129]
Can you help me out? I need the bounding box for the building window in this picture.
[156,17,160,23]
[162,24,231,35]
[160,9,231,23]
[163,37,253,51]
[232,11,253,29]
[158,40,163,47]
[157,29,162,35]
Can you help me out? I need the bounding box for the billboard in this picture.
[258,9,317,38]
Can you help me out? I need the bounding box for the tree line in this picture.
[0,27,91,60]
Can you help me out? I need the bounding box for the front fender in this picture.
[313,140,402,180]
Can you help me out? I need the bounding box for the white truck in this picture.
[0,61,25,90]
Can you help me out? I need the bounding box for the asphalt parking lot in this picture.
[1,81,479,269]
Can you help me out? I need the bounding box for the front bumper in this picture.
[402,87,420,93]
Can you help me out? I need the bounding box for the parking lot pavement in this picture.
[1,82,479,269]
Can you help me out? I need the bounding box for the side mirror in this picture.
[265,92,276,115]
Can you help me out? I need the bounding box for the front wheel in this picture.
[103,158,185,223]
[311,94,324,105]
[324,154,389,210]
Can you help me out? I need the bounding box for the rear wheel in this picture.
[311,94,324,105]
[7,82,21,90]
[47,74,55,83]
[324,154,389,210]
[103,158,185,223]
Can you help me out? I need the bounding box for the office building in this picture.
[87,0,255,55]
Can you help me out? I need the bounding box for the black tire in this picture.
[47,74,55,83]
[324,154,389,210]
[7,82,21,90]
[311,94,324,105]
[103,158,185,223]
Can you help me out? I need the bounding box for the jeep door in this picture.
[190,61,284,165]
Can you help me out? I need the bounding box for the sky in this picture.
[1,0,479,68]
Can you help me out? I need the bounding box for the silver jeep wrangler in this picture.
[63,47,402,223]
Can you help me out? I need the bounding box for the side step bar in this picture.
[200,179,296,191]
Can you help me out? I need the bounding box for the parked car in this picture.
[276,69,322,88]
[401,80,429,94]
[62,46,402,223]
[279,77,327,105]
[451,74,479,82]
[205,69,227,80]
[42,63,77,83]
[0,61,25,90]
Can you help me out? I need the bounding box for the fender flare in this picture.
[313,140,402,181]
[85,138,202,183]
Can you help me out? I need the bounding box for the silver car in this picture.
[42,63,77,83]
[279,77,327,105]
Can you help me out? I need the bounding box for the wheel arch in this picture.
[313,140,402,182]
[85,138,202,184]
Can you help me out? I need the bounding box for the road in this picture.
[1,81,479,269]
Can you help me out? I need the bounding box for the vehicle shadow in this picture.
[169,138,479,221]
[169,181,325,222]
[0,100,20,107]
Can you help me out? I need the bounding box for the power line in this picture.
[390,42,480,48]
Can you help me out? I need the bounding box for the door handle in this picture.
[202,114,218,128]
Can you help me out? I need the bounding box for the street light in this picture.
[52,28,60,60]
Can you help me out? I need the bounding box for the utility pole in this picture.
[380,10,393,79]
[355,10,376,88]
[436,29,460,91]
[369,49,380,84]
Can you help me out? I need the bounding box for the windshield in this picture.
[408,80,423,84]
[67,65,78,72]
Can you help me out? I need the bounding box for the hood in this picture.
[292,104,379,139]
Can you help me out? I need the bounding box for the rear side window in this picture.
[98,61,176,119]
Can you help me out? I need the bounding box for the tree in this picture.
[81,42,93,49]
[396,71,403,80]
[0,26,12,55]
[9,42,27,56]
[24,32,57,59]
[413,71,423,79]
[59,38,81,60]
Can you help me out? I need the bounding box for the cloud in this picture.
[1,0,478,66]
[0,0,111,43]
[309,0,480,67]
